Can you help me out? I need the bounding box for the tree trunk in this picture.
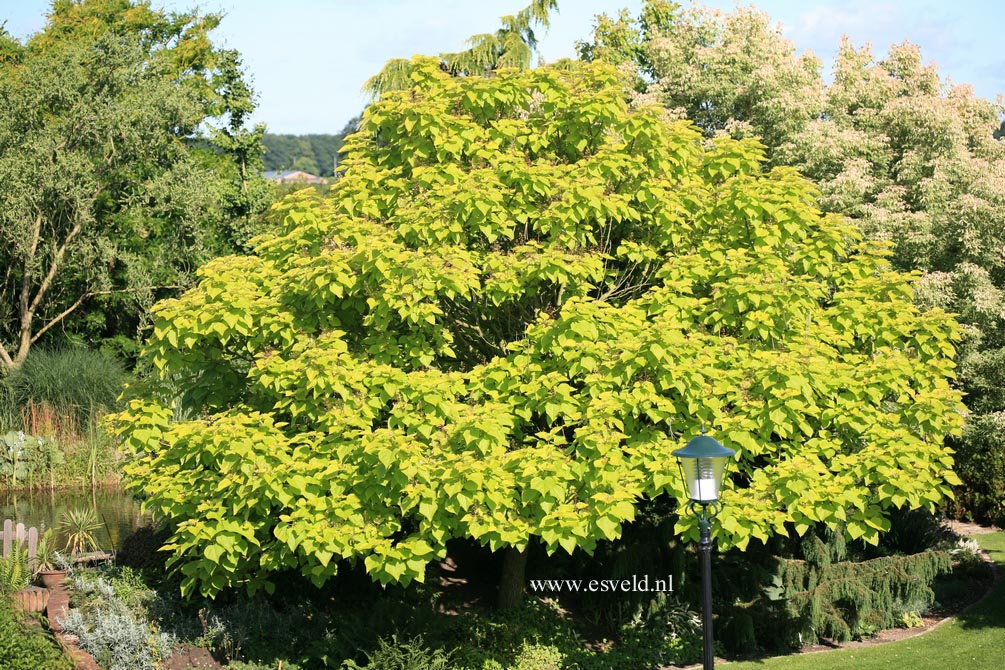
[498,545,528,610]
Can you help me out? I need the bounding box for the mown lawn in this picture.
[723,531,1005,670]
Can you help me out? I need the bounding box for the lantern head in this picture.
[672,433,735,503]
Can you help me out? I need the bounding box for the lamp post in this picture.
[673,433,735,670]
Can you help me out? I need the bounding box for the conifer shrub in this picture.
[715,525,953,651]
[778,535,951,642]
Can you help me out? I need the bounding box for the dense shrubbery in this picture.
[946,415,1005,525]
[0,597,73,670]
[68,538,708,670]
[776,531,951,643]
[707,511,966,652]
[55,509,988,669]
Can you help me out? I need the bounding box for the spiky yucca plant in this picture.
[60,507,102,556]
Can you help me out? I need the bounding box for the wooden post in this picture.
[1,518,39,564]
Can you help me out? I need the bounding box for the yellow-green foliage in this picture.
[110,58,964,598]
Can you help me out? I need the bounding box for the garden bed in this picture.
[42,525,998,670]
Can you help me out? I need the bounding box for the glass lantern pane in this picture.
[681,456,727,502]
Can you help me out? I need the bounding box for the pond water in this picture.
[0,487,150,552]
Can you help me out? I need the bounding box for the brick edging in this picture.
[45,579,101,670]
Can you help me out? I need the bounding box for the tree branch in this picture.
[29,285,185,346]
[27,211,43,263]
[18,211,45,336]
[27,218,83,318]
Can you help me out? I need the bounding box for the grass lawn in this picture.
[723,531,1005,670]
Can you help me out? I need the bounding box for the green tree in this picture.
[0,0,269,370]
[363,0,557,97]
[263,119,362,177]
[580,3,824,148]
[584,1,1005,525]
[111,59,963,605]
[201,49,274,253]
[575,0,678,90]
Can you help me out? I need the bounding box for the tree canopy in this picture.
[582,0,1005,524]
[113,58,964,599]
[0,0,269,369]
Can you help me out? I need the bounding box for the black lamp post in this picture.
[673,432,735,670]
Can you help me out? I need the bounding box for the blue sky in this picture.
[4,1,1004,134]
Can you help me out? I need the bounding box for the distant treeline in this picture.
[263,117,360,177]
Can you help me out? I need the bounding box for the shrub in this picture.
[615,599,704,667]
[59,569,176,670]
[512,642,564,670]
[709,523,958,651]
[950,538,985,566]
[59,507,102,555]
[775,532,952,643]
[946,414,1005,526]
[343,635,454,670]
[0,597,73,670]
[58,608,175,670]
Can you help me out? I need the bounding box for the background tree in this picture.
[262,117,361,177]
[582,0,1005,526]
[113,59,962,604]
[574,0,678,91]
[200,49,274,253]
[0,0,270,369]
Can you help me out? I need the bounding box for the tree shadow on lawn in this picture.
[953,532,1004,631]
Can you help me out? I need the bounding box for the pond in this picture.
[0,487,151,552]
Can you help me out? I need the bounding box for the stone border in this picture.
[45,579,101,670]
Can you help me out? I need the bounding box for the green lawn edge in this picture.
[721,531,1005,670]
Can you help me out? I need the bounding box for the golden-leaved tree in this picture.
[111,59,964,605]
[581,0,1005,525]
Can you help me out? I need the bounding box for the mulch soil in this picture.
[162,643,225,670]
